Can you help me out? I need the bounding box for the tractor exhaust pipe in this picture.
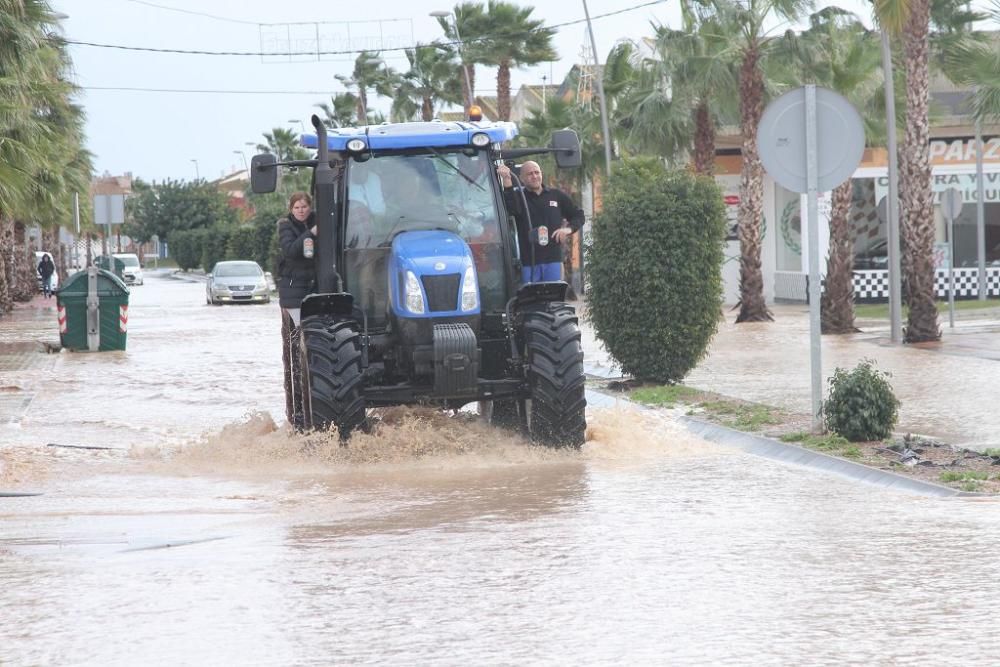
[311,114,338,294]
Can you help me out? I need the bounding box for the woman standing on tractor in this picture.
[276,191,317,429]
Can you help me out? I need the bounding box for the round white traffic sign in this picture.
[758,87,865,193]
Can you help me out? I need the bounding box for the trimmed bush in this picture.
[824,359,900,441]
[586,158,726,383]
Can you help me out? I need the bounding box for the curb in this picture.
[584,385,977,499]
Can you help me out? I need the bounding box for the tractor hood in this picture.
[389,230,479,318]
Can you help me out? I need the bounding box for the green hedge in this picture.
[585,158,726,383]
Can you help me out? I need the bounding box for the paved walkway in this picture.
[579,302,1000,450]
[3,287,999,449]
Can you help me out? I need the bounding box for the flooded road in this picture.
[3,272,1000,665]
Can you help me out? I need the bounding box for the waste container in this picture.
[94,256,126,280]
[56,266,130,351]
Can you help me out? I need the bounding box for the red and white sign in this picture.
[119,305,128,333]
[58,305,67,334]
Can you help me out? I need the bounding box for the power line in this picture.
[123,0,416,27]
[61,1,667,57]
[80,85,512,95]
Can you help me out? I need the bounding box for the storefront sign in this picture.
[876,172,1000,206]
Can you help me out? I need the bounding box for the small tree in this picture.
[169,228,206,271]
[586,158,726,383]
[824,360,900,441]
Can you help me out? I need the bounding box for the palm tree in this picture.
[873,0,981,342]
[0,0,91,312]
[394,43,464,122]
[435,2,489,114]
[315,92,359,128]
[479,0,557,121]
[692,0,811,323]
[335,51,398,124]
[256,128,309,162]
[625,18,738,175]
[776,8,884,333]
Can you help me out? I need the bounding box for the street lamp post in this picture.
[287,119,305,133]
[233,150,248,172]
[431,10,474,111]
[190,159,200,180]
[581,0,613,178]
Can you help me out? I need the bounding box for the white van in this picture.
[113,253,144,286]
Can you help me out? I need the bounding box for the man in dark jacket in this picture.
[498,161,585,283]
[37,253,56,299]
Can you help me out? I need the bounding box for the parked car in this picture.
[34,251,59,291]
[206,260,271,305]
[113,253,144,285]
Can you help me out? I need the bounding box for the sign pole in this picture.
[881,29,903,343]
[975,112,987,300]
[947,207,955,328]
[804,85,823,432]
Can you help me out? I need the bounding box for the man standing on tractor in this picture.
[498,160,584,284]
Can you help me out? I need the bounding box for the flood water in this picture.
[2,272,1000,665]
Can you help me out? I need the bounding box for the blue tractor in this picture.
[252,114,586,447]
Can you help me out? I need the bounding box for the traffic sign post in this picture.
[941,187,964,328]
[758,85,865,432]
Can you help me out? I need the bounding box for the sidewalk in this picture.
[578,302,1000,450]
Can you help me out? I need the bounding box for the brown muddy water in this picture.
[2,273,1000,665]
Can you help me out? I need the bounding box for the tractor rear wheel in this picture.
[282,312,306,431]
[521,303,587,448]
[299,314,366,439]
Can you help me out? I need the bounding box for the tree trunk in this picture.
[357,88,368,124]
[692,99,715,176]
[735,46,772,322]
[821,179,857,333]
[900,0,939,343]
[0,217,12,314]
[496,61,511,121]
[422,95,434,121]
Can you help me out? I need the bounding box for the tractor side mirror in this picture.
[551,129,582,169]
[250,153,279,193]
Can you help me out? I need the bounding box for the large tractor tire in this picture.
[521,303,587,448]
[298,314,366,439]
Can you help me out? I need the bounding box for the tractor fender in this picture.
[301,292,355,320]
[513,281,569,310]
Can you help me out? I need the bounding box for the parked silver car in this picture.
[206,260,270,305]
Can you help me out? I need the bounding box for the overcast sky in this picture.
[55,0,882,184]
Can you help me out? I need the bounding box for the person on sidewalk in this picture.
[276,191,317,430]
[37,253,55,299]
[498,160,584,284]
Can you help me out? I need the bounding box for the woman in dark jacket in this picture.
[277,191,317,429]
[277,191,317,326]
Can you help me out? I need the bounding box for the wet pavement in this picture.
[2,272,1000,664]
[582,302,1000,450]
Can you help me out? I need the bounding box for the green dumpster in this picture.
[56,267,130,351]
[94,256,126,280]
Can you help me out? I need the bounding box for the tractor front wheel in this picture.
[298,314,366,439]
[521,304,587,448]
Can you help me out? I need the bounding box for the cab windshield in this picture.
[343,150,507,322]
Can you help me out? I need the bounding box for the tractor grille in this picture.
[421,274,461,312]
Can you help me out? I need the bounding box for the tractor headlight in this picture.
[461,265,478,311]
[405,270,425,314]
[470,132,490,147]
[346,138,367,152]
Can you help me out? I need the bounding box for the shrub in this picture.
[585,158,726,383]
[824,359,900,441]
[200,222,233,273]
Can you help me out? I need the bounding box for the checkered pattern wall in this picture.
[852,268,1000,302]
